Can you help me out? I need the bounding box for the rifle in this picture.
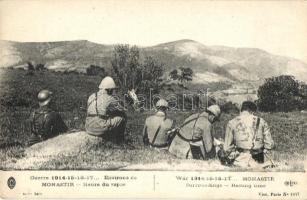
[217,145,238,166]
[263,152,278,169]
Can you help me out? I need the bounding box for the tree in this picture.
[111,45,141,91]
[298,83,307,97]
[140,56,164,91]
[298,83,307,110]
[111,45,165,111]
[169,67,193,87]
[111,45,164,93]
[178,67,193,83]
[169,69,179,80]
[257,75,301,112]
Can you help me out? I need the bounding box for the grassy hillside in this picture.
[0,69,98,111]
[0,68,306,170]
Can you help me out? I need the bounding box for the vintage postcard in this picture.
[0,0,306,199]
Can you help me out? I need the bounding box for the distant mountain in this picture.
[0,40,114,72]
[144,39,307,83]
[1,39,307,83]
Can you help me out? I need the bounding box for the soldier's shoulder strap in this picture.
[151,116,166,145]
[251,117,261,148]
[87,93,97,106]
[170,113,203,143]
[87,92,100,115]
[151,126,161,145]
[191,112,201,140]
[256,117,261,130]
[95,92,99,115]
[178,115,200,129]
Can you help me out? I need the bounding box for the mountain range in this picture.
[1,39,307,84]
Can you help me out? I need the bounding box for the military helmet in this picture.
[207,105,221,118]
[156,99,169,108]
[38,89,52,106]
[99,76,117,89]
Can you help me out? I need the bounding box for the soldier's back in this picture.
[228,111,263,150]
[31,106,67,140]
[169,111,210,158]
[180,112,210,138]
[145,112,173,145]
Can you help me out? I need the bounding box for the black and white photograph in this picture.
[0,0,306,199]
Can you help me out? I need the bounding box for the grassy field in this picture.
[0,68,306,170]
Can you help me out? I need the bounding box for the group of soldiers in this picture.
[28,76,274,168]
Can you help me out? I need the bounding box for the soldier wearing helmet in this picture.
[28,89,68,146]
[223,101,274,167]
[168,105,221,160]
[85,76,126,143]
[142,99,174,149]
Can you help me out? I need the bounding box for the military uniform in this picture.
[142,111,174,149]
[28,106,68,146]
[85,90,126,143]
[224,111,274,167]
[168,111,216,160]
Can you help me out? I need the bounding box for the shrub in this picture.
[257,75,305,112]
[86,65,106,77]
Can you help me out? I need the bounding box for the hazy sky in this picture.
[1,0,307,63]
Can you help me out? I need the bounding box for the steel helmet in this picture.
[99,76,117,89]
[156,99,169,108]
[207,105,221,118]
[37,89,52,106]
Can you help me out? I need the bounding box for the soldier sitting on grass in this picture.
[85,76,127,144]
[168,105,221,160]
[142,99,174,150]
[223,101,274,168]
[28,90,68,146]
